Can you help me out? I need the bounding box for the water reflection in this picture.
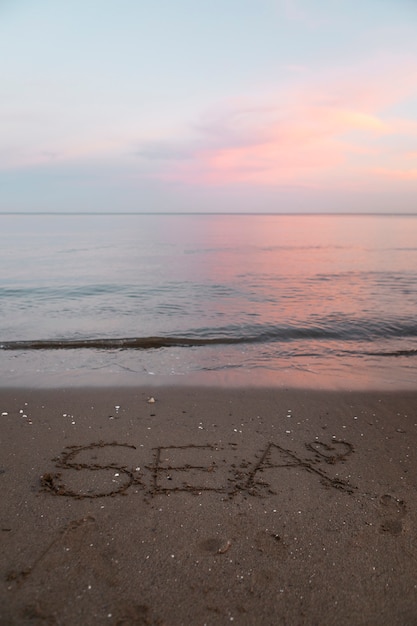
[1,213,416,389]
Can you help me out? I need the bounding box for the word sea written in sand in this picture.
[41,439,355,499]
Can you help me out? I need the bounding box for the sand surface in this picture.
[1,386,417,625]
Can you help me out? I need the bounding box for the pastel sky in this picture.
[1,0,417,213]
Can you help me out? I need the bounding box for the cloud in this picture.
[137,61,417,189]
[4,50,416,201]
[134,142,198,161]
[372,168,417,181]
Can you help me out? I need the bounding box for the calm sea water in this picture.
[1,213,416,388]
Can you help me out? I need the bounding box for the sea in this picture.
[1,213,416,389]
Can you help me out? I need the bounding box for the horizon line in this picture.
[1,211,417,217]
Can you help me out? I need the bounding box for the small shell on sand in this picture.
[218,540,232,554]
[147,397,156,404]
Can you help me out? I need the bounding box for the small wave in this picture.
[0,337,245,350]
[2,317,417,351]
[361,349,417,358]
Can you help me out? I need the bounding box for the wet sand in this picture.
[1,386,417,625]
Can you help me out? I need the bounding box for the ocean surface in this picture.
[1,213,416,389]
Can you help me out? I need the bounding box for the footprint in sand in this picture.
[199,537,233,555]
[378,494,406,536]
[110,602,163,625]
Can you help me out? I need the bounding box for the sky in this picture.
[1,0,417,213]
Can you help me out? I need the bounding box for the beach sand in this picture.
[1,386,416,625]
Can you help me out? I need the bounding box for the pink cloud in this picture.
[152,62,417,189]
[372,168,417,181]
[196,119,347,185]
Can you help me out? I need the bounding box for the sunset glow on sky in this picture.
[1,0,417,213]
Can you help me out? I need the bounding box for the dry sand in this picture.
[1,386,416,625]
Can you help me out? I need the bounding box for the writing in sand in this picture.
[40,438,356,499]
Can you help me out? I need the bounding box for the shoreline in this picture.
[1,386,417,624]
[1,361,417,391]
